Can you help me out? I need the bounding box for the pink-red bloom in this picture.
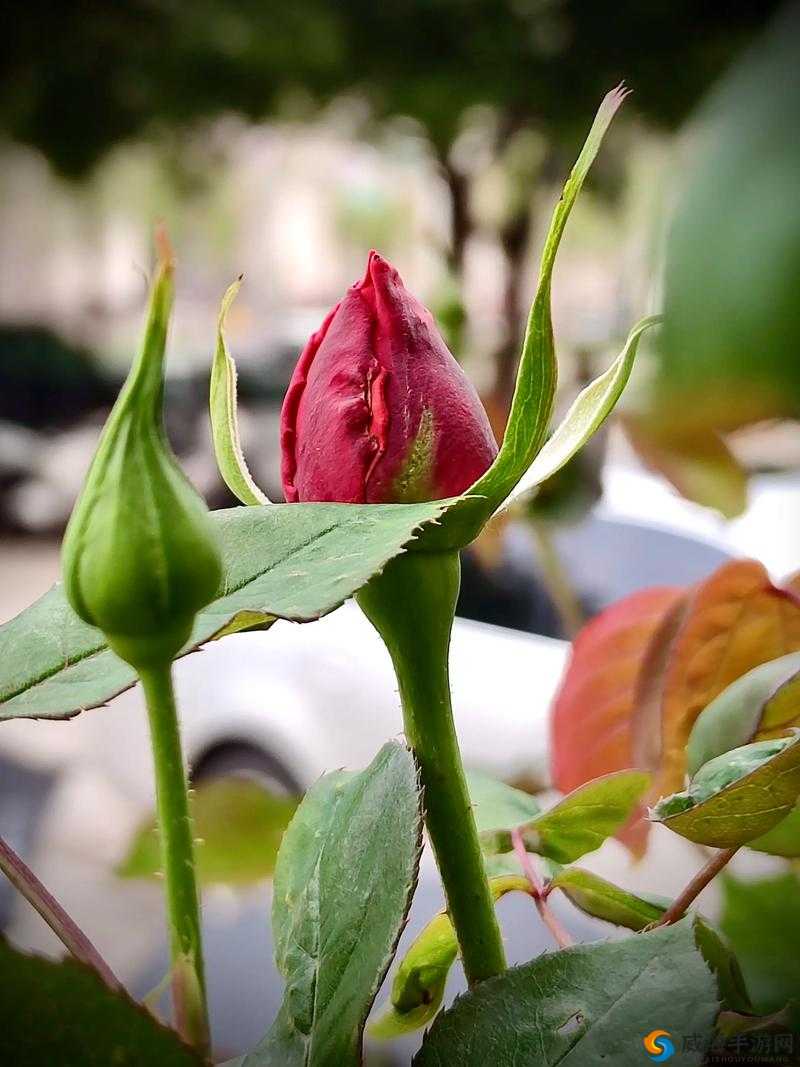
[281,251,497,504]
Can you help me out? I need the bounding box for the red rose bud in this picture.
[281,251,498,504]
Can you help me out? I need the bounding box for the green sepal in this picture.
[210,277,271,506]
[424,85,631,550]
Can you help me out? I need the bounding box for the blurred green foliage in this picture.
[721,872,800,1015]
[654,5,800,431]
[0,1,781,177]
[119,777,298,886]
[624,6,800,515]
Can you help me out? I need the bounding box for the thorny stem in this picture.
[139,664,209,1054]
[0,834,121,991]
[655,847,739,927]
[357,550,507,985]
[511,828,574,950]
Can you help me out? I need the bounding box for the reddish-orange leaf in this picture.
[550,586,686,794]
[784,570,800,598]
[642,560,800,799]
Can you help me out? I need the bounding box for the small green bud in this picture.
[62,231,222,670]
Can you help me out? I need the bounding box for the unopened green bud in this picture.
[62,232,222,670]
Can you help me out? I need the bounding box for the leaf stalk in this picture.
[511,828,574,949]
[0,834,121,991]
[654,847,739,928]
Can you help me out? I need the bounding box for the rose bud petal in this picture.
[281,251,498,504]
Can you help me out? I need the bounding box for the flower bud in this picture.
[280,251,497,504]
[62,235,222,670]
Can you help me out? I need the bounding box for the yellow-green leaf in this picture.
[118,778,298,886]
[482,770,650,863]
[652,735,800,848]
[548,868,667,931]
[370,875,531,1039]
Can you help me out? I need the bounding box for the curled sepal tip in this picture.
[62,233,222,671]
[210,276,271,506]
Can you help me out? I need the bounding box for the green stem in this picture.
[357,550,507,985]
[139,664,209,1054]
[530,520,584,639]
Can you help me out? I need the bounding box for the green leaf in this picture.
[548,869,752,1015]
[686,652,800,776]
[651,735,800,847]
[693,917,753,1016]
[370,874,532,1040]
[210,277,271,506]
[482,771,650,863]
[657,13,800,432]
[482,852,526,878]
[234,742,422,1067]
[548,868,667,931]
[0,499,452,721]
[503,315,661,510]
[747,800,800,857]
[0,937,204,1066]
[414,918,718,1066]
[548,870,751,1011]
[435,85,629,545]
[525,771,650,862]
[720,873,800,1015]
[118,778,298,885]
[466,771,541,837]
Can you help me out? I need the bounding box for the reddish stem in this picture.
[511,828,573,950]
[0,834,121,991]
[655,847,739,927]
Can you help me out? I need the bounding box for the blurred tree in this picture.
[0,0,781,397]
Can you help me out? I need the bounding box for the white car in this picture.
[65,602,567,807]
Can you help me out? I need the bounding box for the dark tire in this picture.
[190,741,303,796]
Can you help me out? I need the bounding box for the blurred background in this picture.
[2,1,800,1061]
